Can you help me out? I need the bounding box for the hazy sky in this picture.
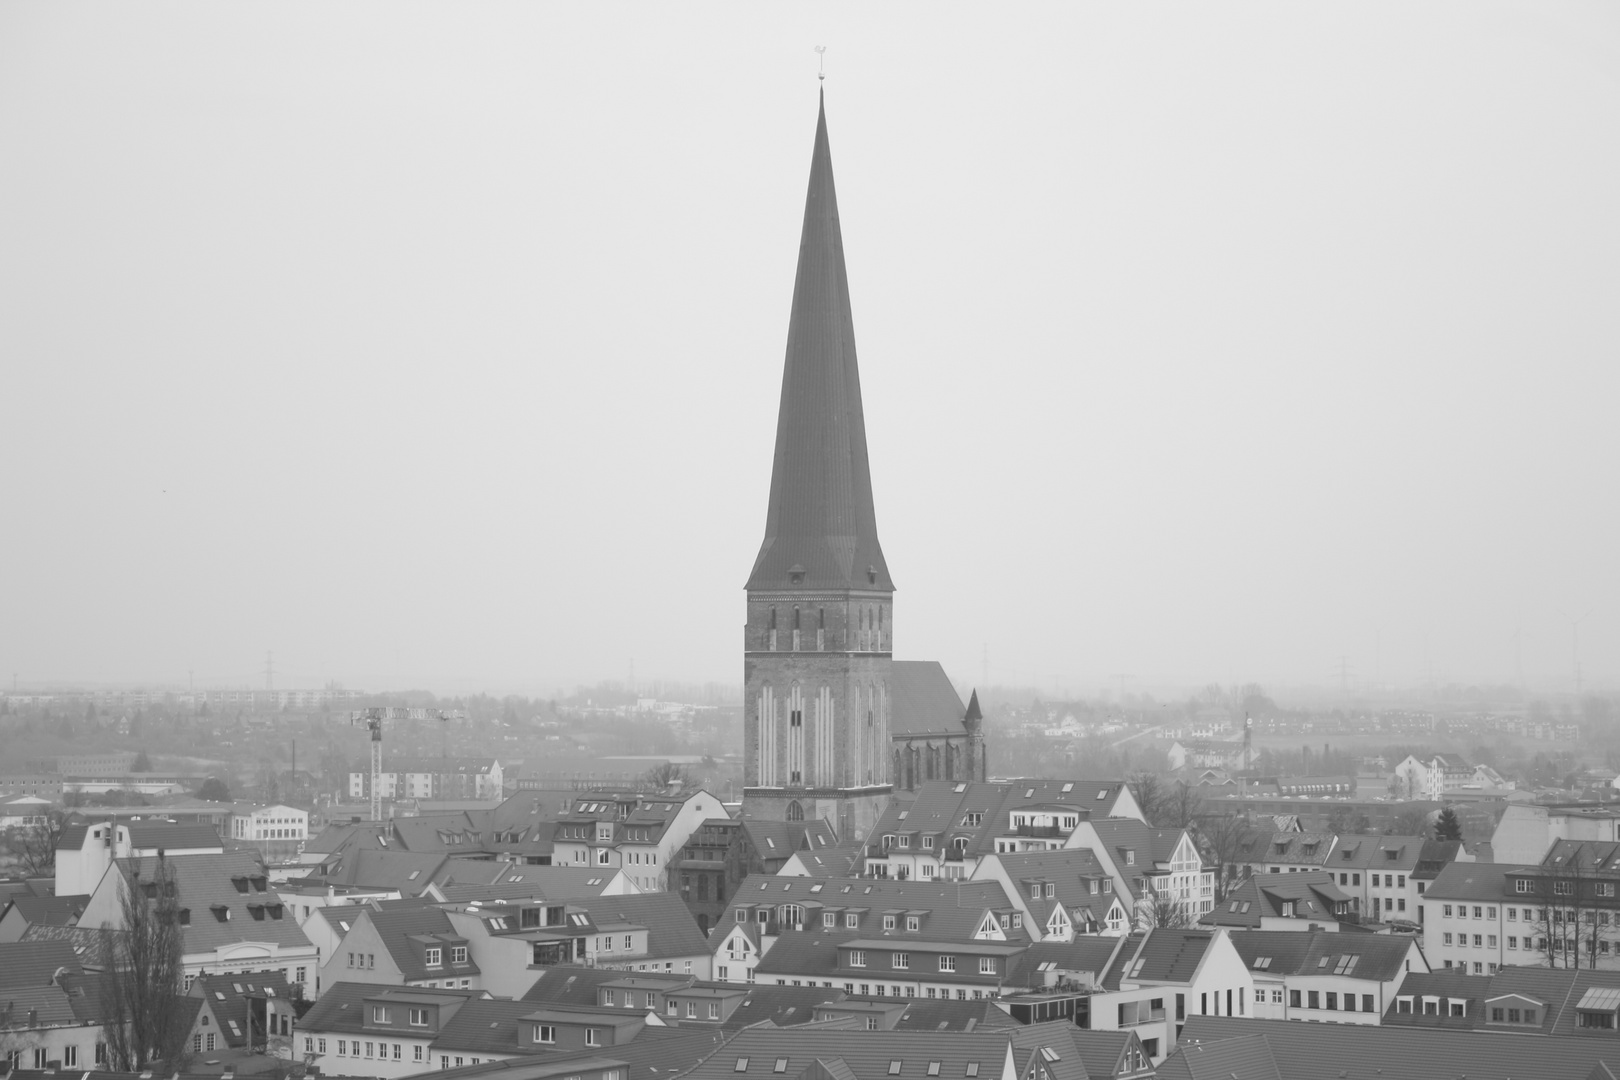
[4,3,1619,698]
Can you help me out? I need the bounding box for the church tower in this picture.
[742,90,893,842]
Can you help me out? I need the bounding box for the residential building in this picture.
[862,779,1145,882]
[1326,833,1428,921]
[709,874,1025,988]
[185,972,298,1057]
[348,758,504,803]
[970,850,1132,939]
[550,788,725,892]
[1230,930,1428,1024]
[75,850,319,994]
[54,819,222,897]
[322,906,481,993]
[0,967,108,1070]
[1419,862,1519,974]
[1228,828,1338,878]
[446,891,713,995]
[1201,872,1356,933]
[670,817,838,936]
[1491,802,1620,866]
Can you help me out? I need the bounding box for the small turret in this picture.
[963,690,987,781]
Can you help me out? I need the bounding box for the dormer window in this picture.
[425,947,442,967]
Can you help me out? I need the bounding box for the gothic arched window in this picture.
[786,800,804,822]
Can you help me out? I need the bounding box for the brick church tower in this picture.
[741,90,894,842]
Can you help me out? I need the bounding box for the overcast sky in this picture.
[3,3,1619,699]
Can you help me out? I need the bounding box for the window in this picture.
[452,946,468,963]
[1515,879,1533,894]
[894,953,909,969]
[416,1046,425,1062]
[534,1025,556,1043]
[373,1006,392,1024]
[850,951,866,967]
[1444,905,1453,917]
[409,1008,429,1027]
[823,912,836,928]
[735,1060,750,1073]
[939,955,957,972]
[709,1002,721,1019]
[906,916,920,932]
[846,913,860,929]
[586,1029,600,1047]
[884,915,897,931]
[425,947,442,967]
[979,957,996,975]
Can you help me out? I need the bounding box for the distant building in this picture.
[348,758,504,802]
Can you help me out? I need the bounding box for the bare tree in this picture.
[641,761,690,789]
[1165,782,1204,831]
[14,808,66,877]
[1197,813,1249,902]
[100,855,190,1070]
[1130,772,1166,827]
[1142,890,1195,930]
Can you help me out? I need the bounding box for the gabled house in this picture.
[711,875,1024,987]
[1200,872,1355,932]
[1231,929,1427,1024]
[322,906,480,992]
[863,780,1146,883]
[185,971,298,1056]
[550,788,726,893]
[970,850,1131,939]
[75,850,319,995]
[1229,828,1337,878]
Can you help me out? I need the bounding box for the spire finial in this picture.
[816,45,826,82]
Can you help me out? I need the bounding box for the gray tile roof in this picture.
[676,1020,1092,1080]
[0,940,81,989]
[117,852,312,956]
[1422,861,1524,902]
[1178,1014,1620,1080]
[523,967,684,1005]
[1099,930,1214,989]
[364,907,480,981]
[568,893,710,960]
[1229,930,1415,982]
[1156,1033,1279,1080]
[722,875,1020,947]
[889,662,966,736]
[1200,871,1351,929]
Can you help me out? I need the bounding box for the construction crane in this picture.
[350,707,465,822]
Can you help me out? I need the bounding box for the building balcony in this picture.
[1014,824,1062,839]
[942,848,965,862]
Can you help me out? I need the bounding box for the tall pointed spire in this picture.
[747,90,892,592]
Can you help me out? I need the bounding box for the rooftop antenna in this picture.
[816,45,826,81]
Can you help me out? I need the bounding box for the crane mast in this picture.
[350,707,465,822]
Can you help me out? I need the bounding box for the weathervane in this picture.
[816,45,826,81]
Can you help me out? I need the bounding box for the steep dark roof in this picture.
[889,663,966,736]
[747,90,890,593]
